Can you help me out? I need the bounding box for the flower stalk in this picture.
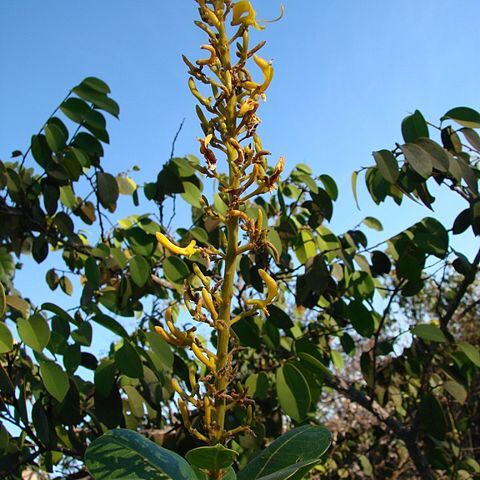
[154,0,284,460]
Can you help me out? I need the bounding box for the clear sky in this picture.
[1,1,479,335]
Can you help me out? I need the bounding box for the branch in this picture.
[324,374,437,480]
[440,247,480,332]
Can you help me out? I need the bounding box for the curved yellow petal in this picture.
[156,232,198,257]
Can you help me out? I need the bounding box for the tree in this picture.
[0,1,479,479]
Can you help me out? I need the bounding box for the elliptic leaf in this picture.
[163,256,190,285]
[276,363,311,422]
[115,341,143,379]
[129,255,150,287]
[237,425,331,480]
[401,110,429,143]
[40,361,70,402]
[96,172,119,209]
[457,342,480,367]
[0,323,13,353]
[85,428,198,480]
[17,314,50,352]
[186,444,238,471]
[400,143,432,179]
[412,324,446,343]
[373,150,399,184]
[442,106,480,129]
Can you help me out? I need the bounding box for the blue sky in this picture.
[1,1,479,334]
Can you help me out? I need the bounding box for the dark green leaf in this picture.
[71,321,92,346]
[45,123,67,152]
[145,332,173,370]
[186,444,238,470]
[442,106,480,128]
[115,341,143,379]
[245,372,269,400]
[0,323,13,353]
[373,150,399,184]
[85,429,197,480]
[94,359,117,397]
[163,256,190,285]
[267,305,294,330]
[92,314,128,338]
[412,324,446,343]
[238,425,331,480]
[401,110,429,143]
[96,172,119,209]
[85,257,101,288]
[346,301,374,338]
[457,342,480,367]
[276,362,311,422]
[129,255,150,287]
[400,143,433,179]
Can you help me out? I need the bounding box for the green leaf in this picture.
[92,314,129,338]
[71,322,92,346]
[85,428,198,480]
[186,444,238,471]
[0,323,13,353]
[346,301,374,338]
[82,77,111,94]
[123,385,145,418]
[400,144,432,179]
[163,256,190,285]
[181,181,202,208]
[72,85,120,118]
[372,150,399,184]
[267,305,294,330]
[129,255,150,287]
[413,138,450,172]
[85,257,101,288]
[245,372,269,400]
[412,324,446,343]
[419,393,447,440]
[0,282,5,317]
[45,123,67,151]
[237,425,331,480]
[59,276,73,296]
[97,172,119,209]
[7,295,30,317]
[17,314,50,352]
[60,97,91,123]
[319,174,338,201]
[442,106,480,129]
[401,110,429,143]
[95,359,117,397]
[115,341,143,379]
[457,342,480,367]
[351,171,360,208]
[443,380,467,404]
[193,467,236,480]
[145,332,173,370]
[40,361,70,402]
[363,216,383,231]
[276,363,311,422]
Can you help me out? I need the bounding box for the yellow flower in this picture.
[246,269,278,314]
[254,55,274,93]
[238,98,258,116]
[156,232,199,257]
[231,1,264,30]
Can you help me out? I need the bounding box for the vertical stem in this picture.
[210,2,240,447]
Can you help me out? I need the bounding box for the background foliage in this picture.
[1,12,480,480]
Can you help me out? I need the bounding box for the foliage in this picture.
[0,1,480,479]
